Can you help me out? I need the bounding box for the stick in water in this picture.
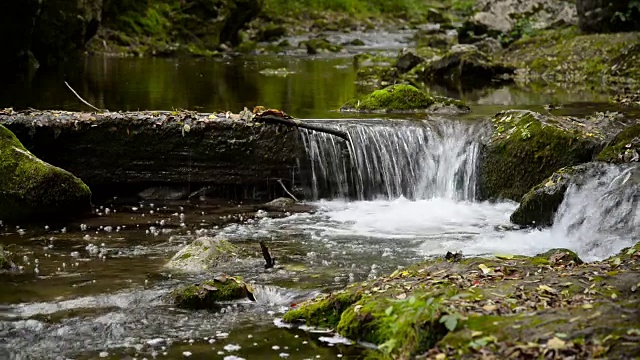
[259,240,275,269]
[277,179,299,202]
[64,81,102,112]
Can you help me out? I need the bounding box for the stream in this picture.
[1,50,639,359]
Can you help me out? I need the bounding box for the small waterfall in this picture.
[299,119,487,201]
[551,163,639,259]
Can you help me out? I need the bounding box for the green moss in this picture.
[341,84,467,113]
[0,125,92,222]
[282,291,361,328]
[171,277,250,310]
[479,110,599,201]
[503,28,640,91]
[597,124,640,163]
[301,38,342,54]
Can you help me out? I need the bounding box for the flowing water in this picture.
[1,53,639,359]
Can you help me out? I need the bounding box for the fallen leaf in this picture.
[478,264,492,275]
[471,331,483,338]
[396,293,407,300]
[482,304,497,312]
[547,337,566,350]
[495,254,514,260]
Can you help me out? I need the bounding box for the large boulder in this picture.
[0,124,92,223]
[340,84,470,115]
[510,162,610,226]
[479,110,601,201]
[460,0,577,43]
[409,45,515,89]
[577,0,640,33]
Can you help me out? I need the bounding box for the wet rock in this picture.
[479,110,601,201]
[0,124,92,223]
[256,24,287,42]
[577,0,640,33]
[340,84,470,115]
[0,246,17,272]
[0,110,303,200]
[342,39,365,46]
[510,162,611,227]
[415,32,457,50]
[301,38,343,55]
[597,124,640,163]
[138,186,190,201]
[472,37,503,55]
[411,45,515,89]
[165,237,239,272]
[171,275,254,310]
[284,243,640,358]
[265,197,296,207]
[395,51,424,74]
[464,0,577,41]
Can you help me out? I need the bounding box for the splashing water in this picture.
[300,119,488,201]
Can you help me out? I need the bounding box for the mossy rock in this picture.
[479,110,601,202]
[340,84,470,114]
[597,124,640,163]
[0,124,91,222]
[502,29,640,91]
[510,162,611,227]
[171,276,253,310]
[411,45,514,89]
[256,24,287,42]
[301,38,342,55]
[164,237,239,272]
[535,248,584,265]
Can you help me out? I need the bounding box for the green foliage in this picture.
[450,0,475,16]
[261,0,432,18]
[498,15,537,46]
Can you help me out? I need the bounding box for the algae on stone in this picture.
[340,84,470,114]
[165,237,239,272]
[479,110,600,202]
[597,124,640,163]
[0,124,91,222]
[171,276,253,310]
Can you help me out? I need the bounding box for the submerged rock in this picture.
[479,110,602,201]
[301,38,342,55]
[510,163,610,226]
[165,237,239,272]
[284,243,640,358]
[265,197,296,207]
[340,84,470,114]
[410,45,515,88]
[597,124,640,163]
[171,275,254,310]
[0,124,92,222]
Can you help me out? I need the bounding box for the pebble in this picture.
[182,351,192,357]
[146,338,166,347]
[99,352,109,358]
[223,344,241,352]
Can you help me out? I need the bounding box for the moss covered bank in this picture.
[284,245,640,359]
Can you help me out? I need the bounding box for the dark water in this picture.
[0,55,630,119]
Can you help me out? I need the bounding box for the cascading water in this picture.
[299,119,487,201]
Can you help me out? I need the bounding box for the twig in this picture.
[277,179,299,202]
[259,240,275,269]
[254,114,350,142]
[64,81,103,112]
